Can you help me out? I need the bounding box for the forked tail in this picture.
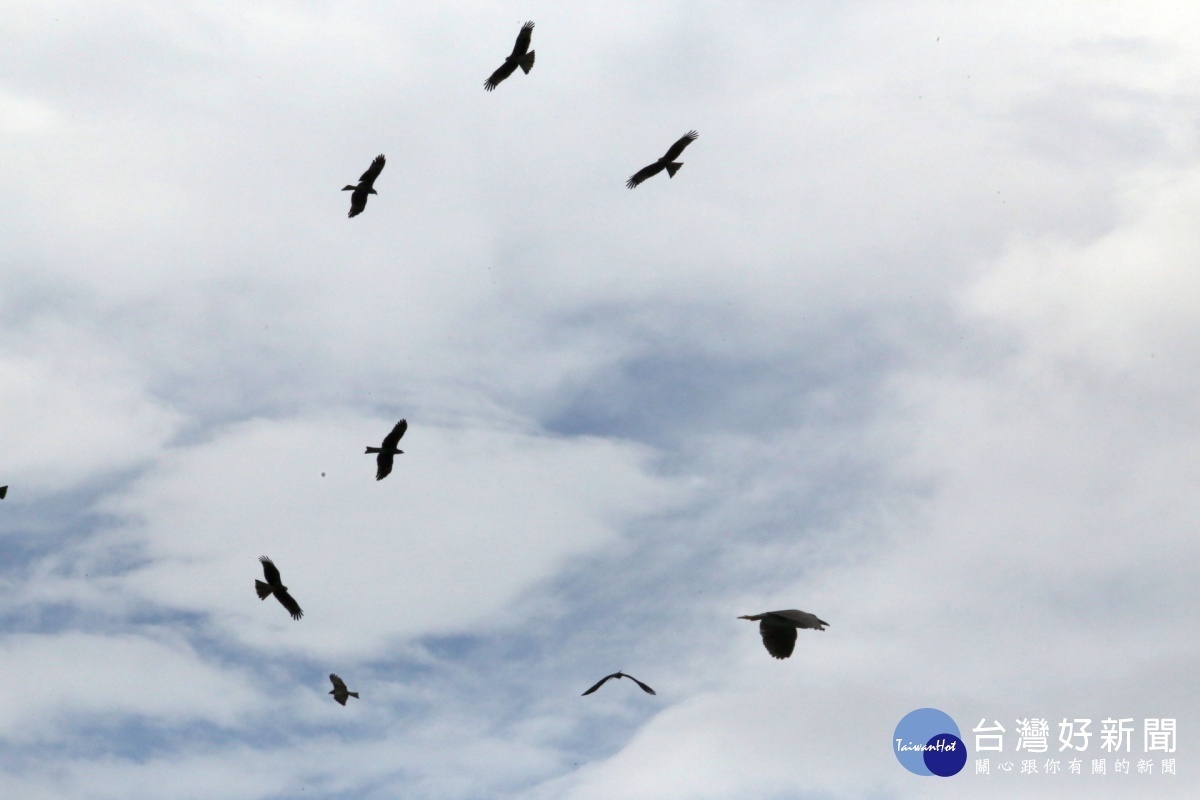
[665,162,684,178]
[255,580,272,600]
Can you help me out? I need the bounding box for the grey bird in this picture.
[581,671,656,696]
[343,154,386,218]
[365,419,407,480]
[255,556,303,620]
[626,130,698,189]
[329,674,359,705]
[739,609,828,659]
[484,21,535,91]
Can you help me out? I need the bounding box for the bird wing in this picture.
[510,21,534,58]
[626,162,664,189]
[259,556,282,587]
[581,673,618,695]
[348,187,368,218]
[381,419,408,449]
[0,485,7,499]
[375,450,395,481]
[358,154,386,187]
[484,60,519,91]
[777,609,829,630]
[661,130,698,162]
[275,588,303,620]
[330,674,347,692]
[759,621,797,659]
[627,675,657,695]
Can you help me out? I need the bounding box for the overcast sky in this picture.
[1,2,1198,798]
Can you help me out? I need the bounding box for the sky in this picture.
[1,2,1197,798]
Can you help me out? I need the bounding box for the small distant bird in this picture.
[626,130,698,189]
[365,419,407,481]
[329,674,359,705]
[739,609,828,659]
[484,22,535,91]
[581,671,656,696]
[343,154,386,218]
[255,556,303,620]
[0,486,7,499]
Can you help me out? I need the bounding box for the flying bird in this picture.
[255,556,303,620]
[343,154,386,218]
[626,130,698,189]
[365,419,407,481]
[484,21,535,91]
[581,671,656,696]
[739,609,828,659]
[329,674,360,705]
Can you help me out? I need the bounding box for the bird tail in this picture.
[255,580,272,600]
[365,446,381,454]
[520,51,535,74]
[665,162,684,178]
[349,691,359,699]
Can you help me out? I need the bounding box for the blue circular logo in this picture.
[893,708,967,777]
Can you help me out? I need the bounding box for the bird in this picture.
[484,21,536,91]
[738,609,828,659]
[329,674,359,705]
[0,486,7,499]
[626,130,698,189]
[342,154,386,218]
[365,419,407,481]
[581,671,656,696]
[255,556,303,620]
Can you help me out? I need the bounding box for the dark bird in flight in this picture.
[329,674,359,705]
[581,671,657,696]
[739,609,828,659]
[255,556,303,620]
[343,154,386,218]
[484,22,535,91]
[0,486,7,499]
[365,419,407,481]
[626,130,699,189]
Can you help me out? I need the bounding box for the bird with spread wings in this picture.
[329,674,360,706]
[484,22,536,91]
[626,130,699,189]
[581,671,657,696]
[365,419,407,481]
[739,609,828,659]
[255,556,303,620]
[342,154,386,218]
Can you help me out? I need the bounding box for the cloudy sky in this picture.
[1,2,1197,798]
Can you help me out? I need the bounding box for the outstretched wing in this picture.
[275,588,303,620]
[375,451,395,481]
[347,188,368,218]
[510,21,534,58]
[759,621,797,659]
[661,130,698,162]
[626,162,664,189]
[259,556,282,587]
[627,675,657,695]
[0,485,7,499]
[581,673,617,696]
[484,60,519,91]
[330,674,348,692]
[381,419,408,450]
[358,154,386,188]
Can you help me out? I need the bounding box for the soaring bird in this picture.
[365,419,407,481]
[581,671,656,696]
[329,674,360,705]
[739,609,828,659]
[626,130,698,189]
[343,154,386,218]
[484,21,535,91]
[255,556,303,620]
[0,486,6,499]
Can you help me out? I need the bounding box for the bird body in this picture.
[343,154,386,217]
[739,609,828,659]
[255,556,303,620]
[484,21,535,91]
[329,674,359,705]
[626,130,698,189]
[581,671,656,696]
[366,419,407,480]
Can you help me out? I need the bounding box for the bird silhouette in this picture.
[581,671,656,696]
[255,556,303,620]
[484,22,535,91]
[329,674,359,705]
[343,154,386,218]
[739,609,828,659]
[626,131,698,189]
[365,419,407,480]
